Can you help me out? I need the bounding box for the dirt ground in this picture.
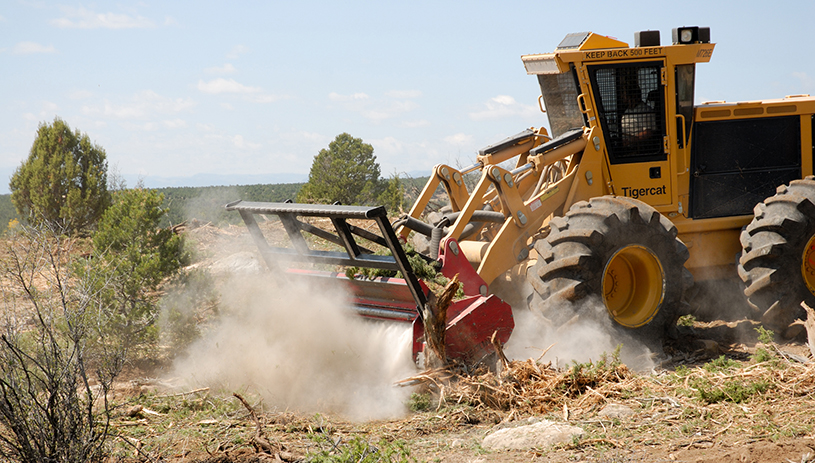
[104,222,815,463]
[109,328,815,463]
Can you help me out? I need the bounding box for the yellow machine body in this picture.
[404,30,814,282]
[399,28,815,333]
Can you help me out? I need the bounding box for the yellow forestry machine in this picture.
[228,26,815,362]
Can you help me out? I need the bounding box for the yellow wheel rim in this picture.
[801,234,815,295]
[602,245,665,328]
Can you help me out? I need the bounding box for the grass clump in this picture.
[306,434,416,463]
[751,326,780,364]
[407,392,432,412]
[676,314,696,327]
[702,355,740,373]
[693,378,771,404]
[562,345,626,395]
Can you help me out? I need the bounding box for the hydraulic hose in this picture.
[429,225,445,260]
[398,211,505,238]
[399,210,507,260]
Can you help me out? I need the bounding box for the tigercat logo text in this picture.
[620,185,667,199]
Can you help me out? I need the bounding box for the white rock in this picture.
[482,420,584,450]
[598,403,635,420]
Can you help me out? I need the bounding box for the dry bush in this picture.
[0,225,124,462]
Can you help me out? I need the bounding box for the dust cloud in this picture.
[169,272,416,421]
[184,186,242,225]
[505,296,658,372]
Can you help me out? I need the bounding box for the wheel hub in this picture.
[602,245,665,328]
[801,234,815,296]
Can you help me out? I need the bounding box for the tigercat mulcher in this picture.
[230,27,815,361]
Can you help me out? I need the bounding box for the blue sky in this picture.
[1,1,814,194]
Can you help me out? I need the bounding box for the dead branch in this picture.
[155,387,210,398]
[491,330,510,369]
[233,392,278,455]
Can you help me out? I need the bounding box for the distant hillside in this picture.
[0,184,297,232]
[0,176,431,232]
[156,176,430,226]
[156,183,305,226]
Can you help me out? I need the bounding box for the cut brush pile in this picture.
[400,346,635,416]
[398,340,815,441]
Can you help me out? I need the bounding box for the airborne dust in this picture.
[169,271,416,420]
[168,229,656,420]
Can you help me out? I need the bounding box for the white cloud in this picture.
[444,133,472,145]
[198,78,260,94]
[163,119,187,129]
[329,92,369,101]
[226,45,249,59]
[21,101,60,123]
[205,63,237,74]
[42,101,59,113]
[81,90,195,120]
[328,92,419,123]
[251,94,285,103]
[371,136,403,156]
[197,78,282,103]
[399,120,430,128]
[386,90,422,99]
[469,95,538,121]
[492,95,516,105]
[50,6,156,29]
[231,134,261,149]
[277,130,328,145]
[13,42,56,54]
[366,101,419,123]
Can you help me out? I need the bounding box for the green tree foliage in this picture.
[0,195,20,232]
[297,133,384,205]
[9,118,110,233]
[82,188,188,350]
[377,173,407,214]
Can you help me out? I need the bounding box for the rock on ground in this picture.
[597,403,635,420]
[481,420,584,450]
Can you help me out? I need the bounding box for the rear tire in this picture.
[738,176,815,334]
[527,196,692,348]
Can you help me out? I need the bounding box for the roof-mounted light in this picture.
[672,26,711,44]
[634,30,660,47]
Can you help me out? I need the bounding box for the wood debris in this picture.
[793,302,815,359]
[422,275,459,368]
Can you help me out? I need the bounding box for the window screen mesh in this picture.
[591,64,665,162]
[538,70,584,138]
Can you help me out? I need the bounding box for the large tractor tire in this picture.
[527,196,692,347]
[738,177,815,334]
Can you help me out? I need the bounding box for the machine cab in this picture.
[523,27,714,214]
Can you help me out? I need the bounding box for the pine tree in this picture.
[9,117,110,233]
[297,133,383,205]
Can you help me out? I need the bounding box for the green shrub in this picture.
[78,187,189,351]
[306,434,416,463]
[407,393,432,412]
